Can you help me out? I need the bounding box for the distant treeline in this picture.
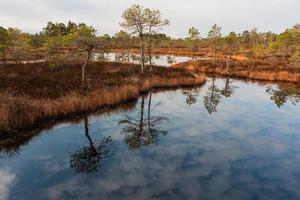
[0,20,299,66]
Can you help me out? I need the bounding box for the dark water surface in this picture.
[1,78,300,200]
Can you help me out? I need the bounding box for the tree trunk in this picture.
[226,56,230,74]
[147,91,152,134]
[148,28,153,71]
[191,42,195,60]
[12,40,21,65]
[213,41,217,65]
[82,49,92,90]
[1,49,7,66]
[140,34,145,74]
[284,39,289,64]
[225,79,230,92]
[84,117,97,154]
[139,96,145,135]
[211,76,215,102]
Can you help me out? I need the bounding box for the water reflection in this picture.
[182,77,237,108]
[220,78,236,98]
[182,78,300,114]
[167,55,175,65]
[119,91,169,150]
[114,52,131,63]
[182,88,201,105]
[1,79,299,160]
[266,85,300,108]
[93,52,195,67]
[0,131,40,158]
[0,134,21,158]
[69,117,113,174]
[1,78,300,199]
[203,76,223,114]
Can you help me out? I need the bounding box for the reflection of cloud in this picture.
[44,128,300,199]
[3,78,300,199]
[42,79,300,199]
[0,169,16,200]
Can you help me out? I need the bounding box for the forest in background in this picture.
[0,20,299,67]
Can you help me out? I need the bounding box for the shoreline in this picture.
[173,60,300,83]
[107,48,249,61]
[1,56,299,133]
[0,62,206,133]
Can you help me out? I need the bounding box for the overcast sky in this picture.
[0,0,299,37]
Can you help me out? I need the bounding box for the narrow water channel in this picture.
[93,52,198,66]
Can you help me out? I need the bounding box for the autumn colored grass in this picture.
[174,59,300,82]
[0,61,205,133]
[109,48,252,61]
[109,47,209,57]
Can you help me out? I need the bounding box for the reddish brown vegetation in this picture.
[109,48,254,61]
[174,59,300,82]
[0,62,205,133]
[109,47,210,57]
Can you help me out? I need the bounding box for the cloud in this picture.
[0,169,16,200]
[0,0,299,37]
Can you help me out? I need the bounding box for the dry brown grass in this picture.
[109,47,209,57]
[174,59,300,82]
[0,62,205,133]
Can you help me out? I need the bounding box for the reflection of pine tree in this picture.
[119,92,169,150]
[266,86,300,108]
[182,88,201,105]
[69,117,112,175]
[220,79,236,98]
[114,52,130,62]
[130,54,141,65]
[183,78,236,111]
[203,77,222,114]
[167,56,175,64]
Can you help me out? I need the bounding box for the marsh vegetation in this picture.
[0,3,299,199]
